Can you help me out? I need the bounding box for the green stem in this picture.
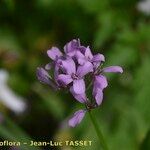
[88,111,108,150]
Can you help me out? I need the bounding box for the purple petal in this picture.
[93,88,103,106]
[92,53,105,62]
[64,39,80,54]
[66,51,76,57]
[70,86,87,103]
[36,67,57,89]
[93,62,101,70]
[75,51,85,63]
[75,51,87,65]
[61,58,76,75]
[54,64,59,82]
[45,63,52,70]
[36,67,51,83]
[73,79,85,94]
[103,66,123,73]
[94,75,108,90]
[78,58,87,65]
[47,47,63,60]
[75,51,85,58]
[78,46,87,54]
[93,75,107,105]
[77,61,93,77]
[68,109,86,127]
[85,46,93,60]
[57,74,73,85]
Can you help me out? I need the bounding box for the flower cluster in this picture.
[36,39,123,127]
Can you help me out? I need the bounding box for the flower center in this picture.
[71,73,78,80]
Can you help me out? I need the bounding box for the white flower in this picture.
[0,70,27,114]
[137,0,150,15]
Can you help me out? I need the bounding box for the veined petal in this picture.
[85,46,93,60]
[77,61,93,78]
[47,47,62,60]
[94,75,108,90]
[70,86,87,103]
[57,74,73,85]
[92,53,105,62]
[103,66,123,73]
[68,109,86,127]
[61,58,76,75]
[73,79,85,94]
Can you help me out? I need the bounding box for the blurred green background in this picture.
[0,0,150,150]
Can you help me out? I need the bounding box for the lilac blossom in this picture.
[64,39,80,57]
[36,67,51,85]
[36,39,123,127]
[47,47,63,60]
[64,39,86,57]
[102,66,123,73]
[36,67,58,90]
[69,109,86,127]
[92,66,123,106]
[57,58,93,99]
[46,47,64,84]
[93,75,108,106]
[76,46,105,70]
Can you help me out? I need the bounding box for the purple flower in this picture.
[93,66,123,106]
[102,66,123,73]
[47,47,64,85]
[36,67,52,85]
[36,38,123,128]
[68,109,86,127]
[70,86,87,103]
[64,39,86,57]
[47,47,63,60]
[36,67,58,90]
[64,39,80,56]
[76,46,105,70]
[93,75,108,105]
[57,58,93,102]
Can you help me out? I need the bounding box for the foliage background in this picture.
[0,0,150,149]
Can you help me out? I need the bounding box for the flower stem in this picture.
[88,111,108,150]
